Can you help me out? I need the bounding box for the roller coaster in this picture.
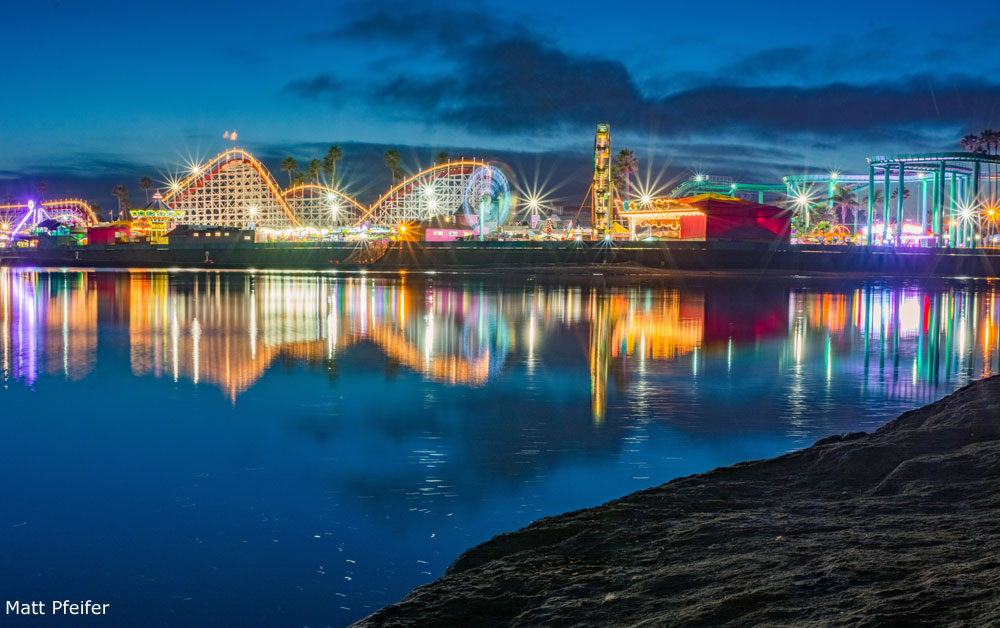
[6,140,1000,249]
[158,148,510,232]
[0,148,511,235]
[0,199,98,232]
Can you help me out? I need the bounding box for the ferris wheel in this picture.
[462,165,511,236]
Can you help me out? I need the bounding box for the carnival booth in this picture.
[615,193,791,242]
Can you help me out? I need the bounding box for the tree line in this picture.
[281,145,343,187]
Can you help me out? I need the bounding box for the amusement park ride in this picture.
[0,150,514,240]
[592,123,613,239]
[3,127,1000,248]
[154,148,514,233]
[0,199,97,233]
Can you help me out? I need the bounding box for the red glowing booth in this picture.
[616,193,791,242]
[685,194,791,242]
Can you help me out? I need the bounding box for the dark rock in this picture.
[353,377,1000,628]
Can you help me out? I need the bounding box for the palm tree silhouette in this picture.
[307,159,322,185]
[614,149,638,203]
[960,133,982,153]
[979,130,1000,201]
[830,185,857,226]
[139,176,153,204]
[112,185,130,221]
[323,146,342,185]
[436,152,449,165]
[384,150,403,185]
[864,188,885,233]
[281,157,298,187]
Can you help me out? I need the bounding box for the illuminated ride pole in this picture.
[882,167,890,245]
[936,160,946,248]
[970,161,980,246]
[478,165,492,242]
[972,161,982,247]
[895,164,904,245]
[592,123,612,240]
[920,176,928,239]
[827,175,836,225]
[949,172,957,246]
[11,200,36,234]
[867,165,875,245]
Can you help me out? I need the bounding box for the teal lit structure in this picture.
[865,153,1000,248]
[669,175,785,204]
[675,150,1000,247]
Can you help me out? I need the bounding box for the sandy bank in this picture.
[354,376,1000,627]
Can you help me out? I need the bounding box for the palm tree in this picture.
[862,188,887,239]
[112,185,131,221]
[980,129,1000,200]
[611,169,625,193]
[384,150,403,185]
[307,159,322,184]
[436,152,449,165]
[961,133,982,153]
[830,185,857,226]
[90,202,102,221]
[281,157,298,186]
[291,172,306,186]
[613,149,638,203]
[865,188,884,209]
[981,129,999,155]
[323,146,342,184]
[139,176,153,204]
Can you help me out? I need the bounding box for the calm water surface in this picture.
[2,269,997,626]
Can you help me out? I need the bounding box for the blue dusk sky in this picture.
[2,0,999,207]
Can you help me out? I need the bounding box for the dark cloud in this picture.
[289,45,1000,138]
[302,8,522,49]
[283,74,343,100]
[723,46,815,79]
[290,7,1000,139]
[651,77,1000,134]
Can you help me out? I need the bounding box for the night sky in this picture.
[3,0,1000,210]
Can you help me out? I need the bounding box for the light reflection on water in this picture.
[1,268,997,626]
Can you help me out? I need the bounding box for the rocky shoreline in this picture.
[353,377,1000,627]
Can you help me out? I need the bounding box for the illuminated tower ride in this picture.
[593,123,612,239]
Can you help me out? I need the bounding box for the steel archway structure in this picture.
[160,148,302,229]
[669,175,786,203]
[0,199,98,231]
[358,160,492,226]
[150,151,510,232]
[281,184,367,228]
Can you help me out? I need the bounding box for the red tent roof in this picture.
[677,193,785,217]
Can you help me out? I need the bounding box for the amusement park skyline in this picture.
[3,0,1000,210]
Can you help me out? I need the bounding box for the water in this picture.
[1,268,997,627]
